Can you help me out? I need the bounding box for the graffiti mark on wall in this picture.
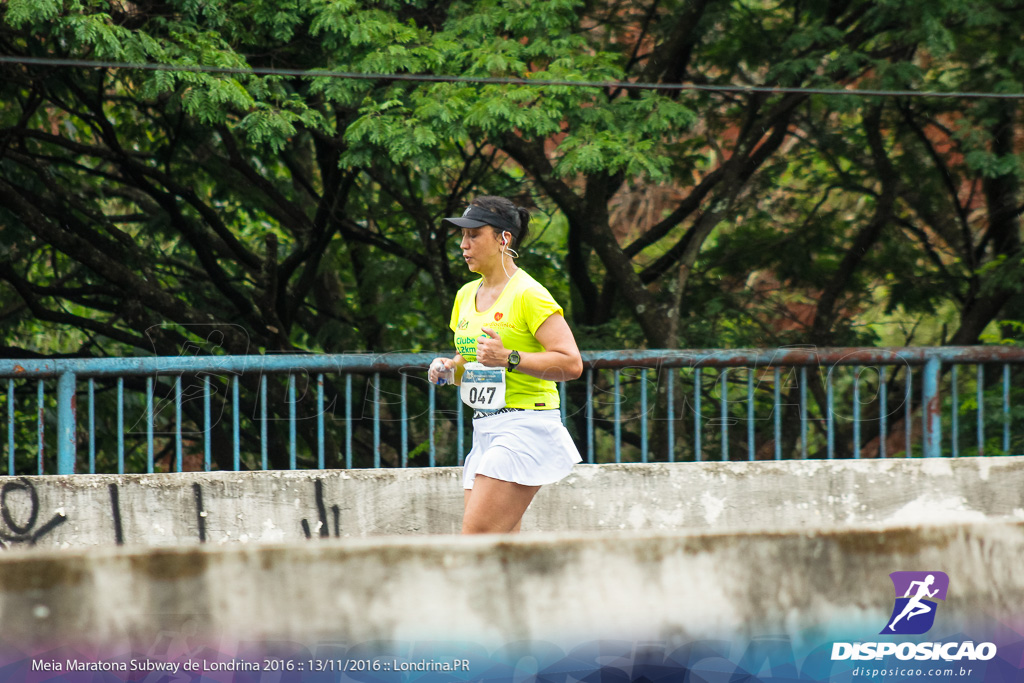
[193,483,207,543]
[109,483,125,545]
[0,475,360,549]
[301,479,340,539]
[0,477,67,548]
[105,481,209,544]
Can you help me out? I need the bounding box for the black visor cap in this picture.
[441,205,520,236]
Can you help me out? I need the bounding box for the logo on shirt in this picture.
[457,318,469,331]
[494,312,504,321]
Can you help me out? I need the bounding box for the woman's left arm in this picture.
[477,313,583,381]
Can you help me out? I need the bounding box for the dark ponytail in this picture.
[514,207,531,251]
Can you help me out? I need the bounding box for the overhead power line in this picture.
[1,54,1023,100]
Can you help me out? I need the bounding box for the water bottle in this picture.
[431,359,455,386]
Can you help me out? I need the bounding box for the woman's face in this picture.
[460,227,502,272]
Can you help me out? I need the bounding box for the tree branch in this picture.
[0,178,253,353]
[810,106,898,342]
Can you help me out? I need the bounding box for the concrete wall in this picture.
[0,456,1022,550]
[0,521,1021,648]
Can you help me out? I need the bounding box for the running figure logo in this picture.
[882,571,949,635]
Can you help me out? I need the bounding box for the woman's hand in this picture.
[428,357,457,384]
[476,328,510,367]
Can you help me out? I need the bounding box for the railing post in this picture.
[56,371,77,474]
[923,357,941,458]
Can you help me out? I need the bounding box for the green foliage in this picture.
[3,0,61,26]
[3,0,1024,467]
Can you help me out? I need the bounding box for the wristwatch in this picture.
[507,349,521,372]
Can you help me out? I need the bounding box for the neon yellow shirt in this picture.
[449,269,563,410]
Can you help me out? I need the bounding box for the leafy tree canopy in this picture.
[3,0,1024,468]
[3,0,1023,361]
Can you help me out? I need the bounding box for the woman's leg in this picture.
[462,475,540,534]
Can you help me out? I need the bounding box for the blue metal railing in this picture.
[2,346,1022,475]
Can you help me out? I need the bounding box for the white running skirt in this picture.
[462,409,582,489]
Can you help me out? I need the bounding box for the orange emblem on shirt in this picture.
[494,312,503,321]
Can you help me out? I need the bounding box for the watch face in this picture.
[509,350,520,366]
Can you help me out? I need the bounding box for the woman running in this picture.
[429,196,583,534]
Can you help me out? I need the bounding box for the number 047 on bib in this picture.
[459,362,507,410]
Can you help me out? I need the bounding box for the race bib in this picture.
[460,362,506,411]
